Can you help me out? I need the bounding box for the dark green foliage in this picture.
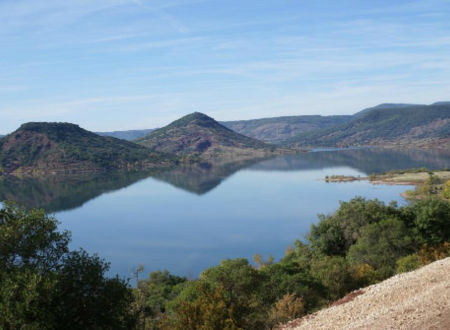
[347,218,414,277]
[199,259,266,329]
[308,214,347,256]
[137,270,187,318]
[308,197,401,256]
[310,256,355,300]
[50,250,135,329]
[0,202,136,329]
[259,261,324,312]
[409,198,450,244]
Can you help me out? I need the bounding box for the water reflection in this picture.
[250,148,450,173]
[0,170,160,213]
[1,148,449,213]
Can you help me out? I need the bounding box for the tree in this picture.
[0,202,136,329]
[310,256,354,300]
[347,218,414,277]
[411,198,450,245]
[198,259,266,329]
[308,197,401,256]
[169,282,237,330]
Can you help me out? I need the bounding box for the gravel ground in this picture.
[281,257,450,330]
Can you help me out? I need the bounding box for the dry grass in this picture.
[281,257,450,330]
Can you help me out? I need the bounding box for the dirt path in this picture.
[281,257,450,330]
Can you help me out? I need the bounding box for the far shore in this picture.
[324,170,450,200]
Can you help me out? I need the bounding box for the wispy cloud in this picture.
[0,0,449,133]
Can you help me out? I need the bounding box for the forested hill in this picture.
[352,103,423,118]
[0,122,176,175]
[284,103,450,148]
[136,112,279,161]
[221,115,352,143]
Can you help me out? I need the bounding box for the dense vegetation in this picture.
[136,112,277,160]
[0,202,136,329]
[0,122,176,175]
[2,195,449,329]
[221,115,352,143]
[285,103,450,147]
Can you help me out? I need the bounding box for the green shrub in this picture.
[347,218,414,277]
[396,254,421,273]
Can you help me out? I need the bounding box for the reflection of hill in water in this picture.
[1,149,449,212]
[0,159,264,212]
[151,158,265,195]
[0,170,160,213]
[249,148,450,174]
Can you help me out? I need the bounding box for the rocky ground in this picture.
[280,257,450,330]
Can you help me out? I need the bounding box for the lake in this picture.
[1,148,450,279]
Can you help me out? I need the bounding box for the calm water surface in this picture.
[2,148,450,278]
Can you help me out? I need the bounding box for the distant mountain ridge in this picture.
[96,128,155,141]
[136,112,280,161]
[0,122,175,175]
[90,115,353,143]
[353,103,424,118]
[285,103,450,148]
[221,115,352,143]
[87,102,450,146]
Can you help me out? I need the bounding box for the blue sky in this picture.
[1,0,450,133]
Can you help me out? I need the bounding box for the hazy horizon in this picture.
[2,100,450,136]
[1,0,450,133]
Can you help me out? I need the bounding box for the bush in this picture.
[168,283,237,330]
[347,218,414,277]
[269,293,304,327]
[310,256,355,301]
[351,263,379,287]
[396,254,421,273]
[418,242,450,265]
[411,199,450,245]
[308,197,401,256]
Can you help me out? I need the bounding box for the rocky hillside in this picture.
[0,122,175,175]
[136,112,280,161]
[221,115,351,143]
[281,257,450,330]
[285,103,450,148]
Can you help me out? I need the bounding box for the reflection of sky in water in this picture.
[55,165,413,279]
